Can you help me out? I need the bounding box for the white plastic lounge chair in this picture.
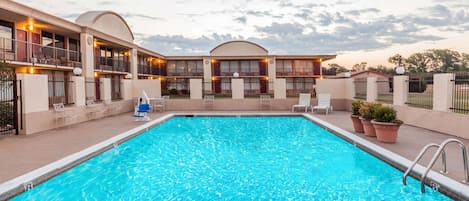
[312,93,333,115]
[291,93,311,112]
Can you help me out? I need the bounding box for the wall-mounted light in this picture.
[94,72,98,78]
[124,73,132,79]
[28,24,33,31]
[264,58,269,63]
[93,39,98,48]
[319,58,323,62]
[73,67,82,76]
[395,66,405,75]
[211,59,216,63]
[148,77,153,80]
[211,76,218,81]
[124,51,129,56]
[233,72,239,78]
[319,75,324,80]
[263,76,269,80]
[29,67,34,74]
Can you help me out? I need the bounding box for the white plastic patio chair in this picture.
[312,93,333,115]
[53,103,77,124]
[291,93,311,112]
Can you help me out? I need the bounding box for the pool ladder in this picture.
[402,138,469,193]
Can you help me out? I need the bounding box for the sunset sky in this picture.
[15,0,469,68]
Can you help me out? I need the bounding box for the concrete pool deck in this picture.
[0,111,468,189]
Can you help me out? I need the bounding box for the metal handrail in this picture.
[420,139,469,193]
[402,143,446,185]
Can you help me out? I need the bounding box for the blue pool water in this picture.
[13,116,450,200]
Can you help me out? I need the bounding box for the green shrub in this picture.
[0,102,14,126]
[351,100,363,115]
[359,102,382,120]
[169,88,179,95]
[374,106,403,124]
[161,90,170,95]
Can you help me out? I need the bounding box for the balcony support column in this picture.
[130,48,138,80]
[80,33,95,79]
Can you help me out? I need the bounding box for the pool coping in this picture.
[0,112,468,200]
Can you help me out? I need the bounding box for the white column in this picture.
[203,57,212,94]
[366,77,378,102]
[130,48,138,80]
[393,76,408,106]
[433,73,454,112]
[231,78,244,99]
[100,78,111,103]
[80,33,95,79]
[274,78,286,99]
[344,78,355,100]
[71,76,85,106]
[190,79,203,99]
[267,56,276,93]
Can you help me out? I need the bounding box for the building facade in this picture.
[0,0,336,135]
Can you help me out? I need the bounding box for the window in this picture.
[168,79,188,90]
[244,78,260,90]
[221,61,230,73]
[241,61,250,72]
[276,60,283,72]
[41,31,54,47]
[196,61,203,73]
[167,61,176,73]
[0,20,13,51]
[250,60,259,72]
[221,78,231,90]
[176,61,185,73]
[69,38,79,61]
[283,60,292,72]
[229,61,238,72]
[286,78,294,90]
[44,70,71,106]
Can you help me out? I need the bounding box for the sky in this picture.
[14,0,469,68]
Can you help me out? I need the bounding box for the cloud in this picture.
[234,16,247,24]
[121,13,163,21]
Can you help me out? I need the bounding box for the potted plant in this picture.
[358,102,382,137]
[372,106,403,143]
[350,100,364,133]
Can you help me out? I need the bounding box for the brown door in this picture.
[212,62,220,76]
[15,30,28,62]
[31,33,40,60]
[259,60,267,76]
[213,80,221,93]
[260,79,267,93]
[313,61,321,75]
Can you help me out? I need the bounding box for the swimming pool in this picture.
[12,116,450,200]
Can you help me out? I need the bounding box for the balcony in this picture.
[277,67,316,77]
[0,37,81,68]
[95,56,129,73]
[138,64,162,75]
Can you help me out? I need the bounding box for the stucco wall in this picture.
[316,78,347,99]
[210,41,268,56]
[132,80,161,98]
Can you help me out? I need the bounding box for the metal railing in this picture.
[353,78,367,100]
[163,79,190,98]
[377,78,393,104]
[0,37,81,68]
[138,64,162,75]
[48,79,74,106]
[406,73,433,109]
[96,56,130,72]
[451,72,469,114]
[276,67,316,76]
[167,70,203,76]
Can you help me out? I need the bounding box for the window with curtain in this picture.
[286,78,294,90]
[0,20,13,51]
[176,61,186,73]
[241,61,250,72]
[221,78,231,90]
[167,61,176,73]
[250,60,259,72]
[221,61,230,73]
[229,61,239,72]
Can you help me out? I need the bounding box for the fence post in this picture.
[393,75,408,106]
[366,77,377,102]
[433,73,454,112]
[71,76,85,106]
[274,78,286,99]
[231,78,244,99]
[190,79,202,99]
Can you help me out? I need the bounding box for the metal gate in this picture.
[0,66,21,136]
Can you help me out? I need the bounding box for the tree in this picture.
[405,52,431,73]
[427,49,461,72]
[327,63,348,73]
[388,54,404,66]
[352,62,367,71]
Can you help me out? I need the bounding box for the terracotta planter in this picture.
[372,120,402,143]
[360,117,375,137]
[351,115,364,133]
